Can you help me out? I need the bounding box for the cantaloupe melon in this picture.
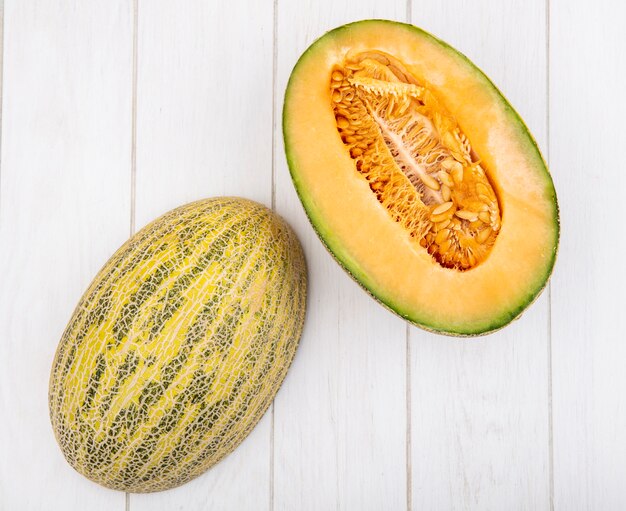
[49,198,307,492]
[283,20,558,335]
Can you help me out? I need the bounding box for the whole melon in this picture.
[49,197,307,492]
[283,20,559,336]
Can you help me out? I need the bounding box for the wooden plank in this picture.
[0,0,132,509]
[550,1,626,509]
[409,2,551,509]
[129,1,274,509]
[132,0,274,223]
[273,3,408,511]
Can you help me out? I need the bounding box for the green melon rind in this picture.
[283,19,559,336]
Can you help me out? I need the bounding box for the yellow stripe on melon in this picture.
[49,197,307,493]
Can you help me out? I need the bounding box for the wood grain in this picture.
[0,1,132,509]
[129,1,274,510]
[273,2,408,510]
[1,1,626,509]
[409,2,551,509]
[133,0,274,223]
[550,1,626,509]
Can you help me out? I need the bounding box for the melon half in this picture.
[283,20,559,336]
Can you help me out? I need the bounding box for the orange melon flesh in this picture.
[283,20,559,335]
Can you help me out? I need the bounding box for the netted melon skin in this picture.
[48,197,307,493]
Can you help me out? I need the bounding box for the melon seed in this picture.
[441,184,451,202]
[478,211,491,223]
[455,210,478,222]
[336,116,349,129]
[422,173,441,191]
[432,201,453,216]
[477,227,492,244]
[435,229,451,245]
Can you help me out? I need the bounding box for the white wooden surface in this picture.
[408,3,551,510]
[0,1,624,510]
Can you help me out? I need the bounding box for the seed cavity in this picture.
[331,50,502,270]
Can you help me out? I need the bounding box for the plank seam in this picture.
[0,0,5,223]
[130,0,138,239]
[127,1,138,508]
[269,0,279,509]
[270,0,278,213]
[405,325,412,511]
[546,0,554,509]
[269,404,275,511]
[405,4,412,510]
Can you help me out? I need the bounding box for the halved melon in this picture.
[283,19,559,336]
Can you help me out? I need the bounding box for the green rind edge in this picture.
[283,19,559,337]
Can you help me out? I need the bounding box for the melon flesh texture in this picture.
[283,20,559,335]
